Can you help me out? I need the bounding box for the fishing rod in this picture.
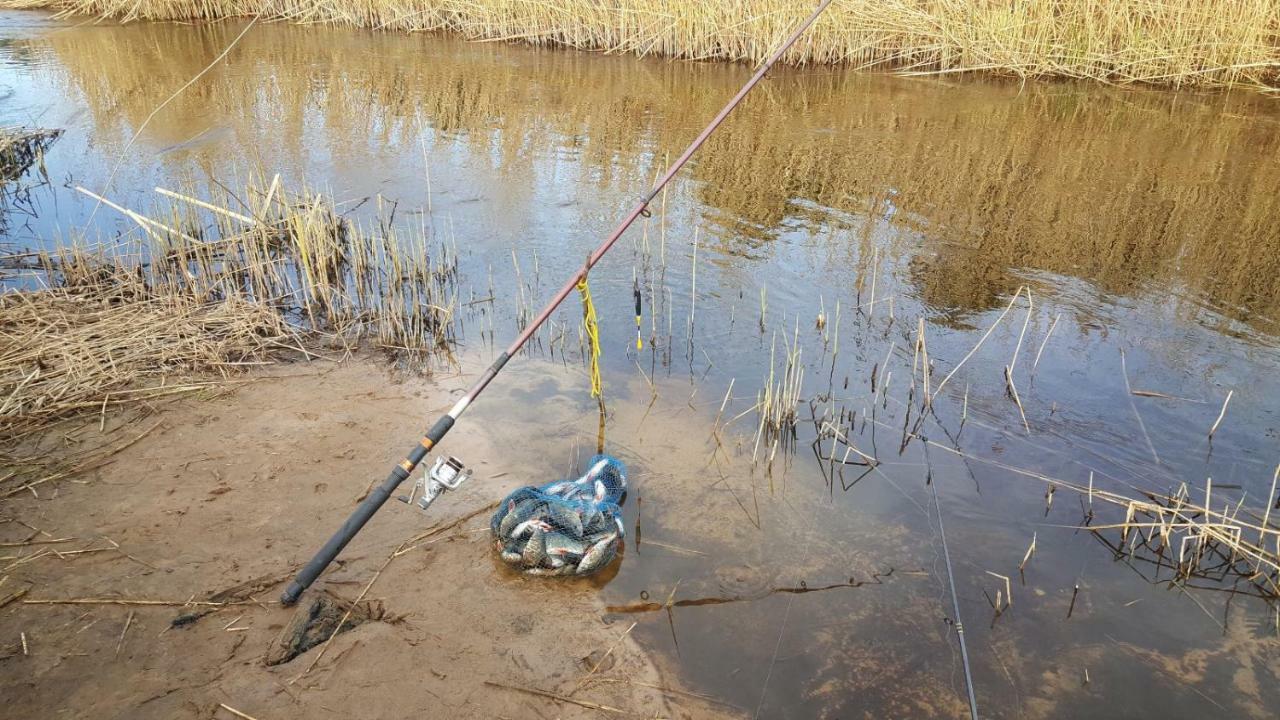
[280,0,837,606]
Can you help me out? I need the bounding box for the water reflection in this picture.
[4,13,1280,718]
[16,18,1280,335]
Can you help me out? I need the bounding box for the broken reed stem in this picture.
[114,609,134,657]
[571,621,638,695]
[932,286,1024,404]
[1032,312,1061,373]
[23,598,254,607]
[1007,288,1032,378]
[1262,464,1280,547]
[1019,532,1037,571]
[1208,390,1233,438]
[217,704,262,720]
[985,570,1012,608]
[484,681,625,714]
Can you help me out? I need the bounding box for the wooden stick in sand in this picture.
[484,681,626,714]
[115,610,134,657]
[218,704,262,720]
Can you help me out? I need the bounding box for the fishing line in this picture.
[86,16,259,225]
[924,441,981,720]
[753,507,815,720]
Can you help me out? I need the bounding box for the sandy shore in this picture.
[0,356,737,719]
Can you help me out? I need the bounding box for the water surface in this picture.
[3,12,1279,718]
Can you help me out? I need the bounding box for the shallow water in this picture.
[3,11,1280,718]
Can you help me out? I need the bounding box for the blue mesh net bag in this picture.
[490,454,626,576]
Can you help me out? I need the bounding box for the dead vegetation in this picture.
[11,0,1279,90]
[0,127,60,184]
[1,178,460,497]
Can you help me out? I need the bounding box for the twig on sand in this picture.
[115,610,134,657]
[484,680,626,714]
[24,598,253,607]
[298,502,499,680]
[0,588,28,609]
[585,677,738,709]
[217,703,263,720]
[571,621,638,695]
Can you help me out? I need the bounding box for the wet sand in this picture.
[0,357,736,719]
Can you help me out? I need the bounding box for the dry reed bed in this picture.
[0,269,289,439]
[10,0,1279,90]
[1,180,459,462]
[1,127,60,184]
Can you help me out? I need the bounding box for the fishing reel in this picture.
[398,455,472,512]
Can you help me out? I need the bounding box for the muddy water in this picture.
[4,11,1280,719]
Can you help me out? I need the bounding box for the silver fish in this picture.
[544,532,586,559]
[500,550,523,564]
[576,532,618,575]
[521,529,547,568]
[585,458,609,482]
[498,498,537,538]
[545,503,584,539]
[594,480,606,503]
[582,509,606,535]
[543,481,574,496]
[510,518,552,541]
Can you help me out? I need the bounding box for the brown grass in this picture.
[7,0,1278,90]
[1,178,459,449]
[0,128,60,183]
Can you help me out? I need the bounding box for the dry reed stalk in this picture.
[217,704,262,720]
[114,609,134,657]
[483,681,625,715]
[1019,533,1037,571]
[985,571,1012,609]
[931,286,1024,404]
[1032,312,1061,373]
[1208,390,1233,438]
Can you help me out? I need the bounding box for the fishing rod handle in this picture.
[280,414,455,605]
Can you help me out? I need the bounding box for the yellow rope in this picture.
[577,277,603,399]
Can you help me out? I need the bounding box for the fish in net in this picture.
[490,455,626,576]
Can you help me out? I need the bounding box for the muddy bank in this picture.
[0,357,735,719]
